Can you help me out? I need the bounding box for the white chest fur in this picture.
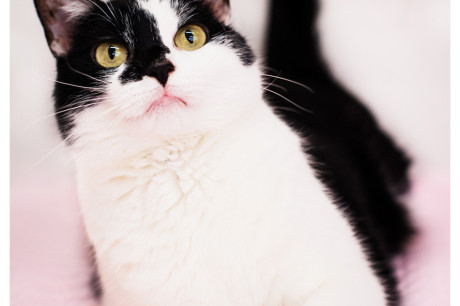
[74,105,387,306]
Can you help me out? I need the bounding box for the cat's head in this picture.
[35,0,261,146]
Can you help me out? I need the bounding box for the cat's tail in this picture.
[263,0,414,257]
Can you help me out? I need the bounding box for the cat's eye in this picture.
[95,43,128,68]
[174,25,207,51]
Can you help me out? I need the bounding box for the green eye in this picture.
[174,25,207,51]
[95,43,128,68]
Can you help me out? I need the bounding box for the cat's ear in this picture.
[203,0,231,24]
[34,0,92,57]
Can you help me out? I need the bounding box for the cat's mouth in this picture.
[144,93,187,116]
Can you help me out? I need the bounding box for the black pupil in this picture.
[185,30,195,44]
[108,46,117,60]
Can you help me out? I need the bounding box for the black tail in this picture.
[264,0,413,258]
[264,2,414,304]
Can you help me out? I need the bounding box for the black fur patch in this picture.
[265,0,414,305]
[170,0,255,66]
[213,28,255,66]
[48,0,255,138]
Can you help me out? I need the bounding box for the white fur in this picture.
[69,1,387,305]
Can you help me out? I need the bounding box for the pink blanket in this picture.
[10,174,450,305]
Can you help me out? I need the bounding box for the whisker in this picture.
[20,100,107,134]
[261,73,315,94]
[103,0,118,22]
[30,134,72,171]
[33,72,105,92]
[86,0,116,25]
[262,70,283,91]
[32,72,106,93]
[271,105,303,115]
[52,80,105,92]
[262,80,287,93]
[259,65,279,74]
[56,100,106,115]
[65,60,109,85]
[269,83,288,92]
[264,88,313,114]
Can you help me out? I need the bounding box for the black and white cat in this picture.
[34,0,411,305]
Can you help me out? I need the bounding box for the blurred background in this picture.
[11,0,450,305]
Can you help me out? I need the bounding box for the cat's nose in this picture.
[146,60,175,86]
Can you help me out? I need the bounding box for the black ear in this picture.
[203,0,231,24]
[34,0,92,57]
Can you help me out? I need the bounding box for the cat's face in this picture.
[35,0,260,145]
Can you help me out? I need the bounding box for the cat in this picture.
[34,0,411,305]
